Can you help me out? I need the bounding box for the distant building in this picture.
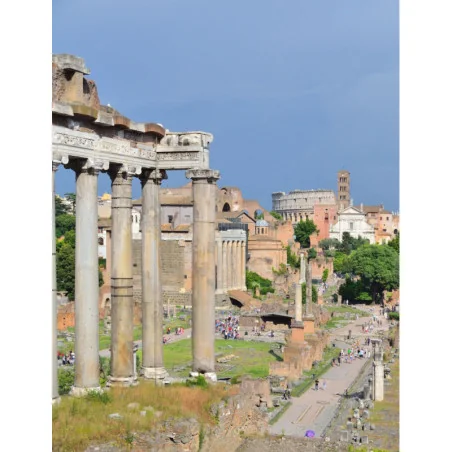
[337,170,351,211]
[271,189,337,223]
[329,206,375,244]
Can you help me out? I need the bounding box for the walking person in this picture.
[315,378,319,391]
[322,380,327,391]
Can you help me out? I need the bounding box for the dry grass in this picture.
[52,382,232,452]
[367,359,399,451]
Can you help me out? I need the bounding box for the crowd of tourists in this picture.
[215,314,240,340]
[57,350,75,366]
[331,344,371,367]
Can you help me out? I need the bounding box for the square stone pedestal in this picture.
[303,317,315,334]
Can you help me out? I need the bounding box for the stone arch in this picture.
[394,229,398,235]
[254,209,263,219]
[222,202,231,212]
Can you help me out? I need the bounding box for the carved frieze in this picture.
[53,131,156,160]
[157,152,199,161]
[54,132,95,149]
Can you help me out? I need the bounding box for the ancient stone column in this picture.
[222,240,228,292]
[216,239,223,294]
[305,259,313,316]
[294,252,305,322]
[108,165,136,387]
[71,160,102,395]
[295,283,302,322]
[140,169,168,380]
[299,253,306,284]
[227,241,233,289]
[186,169,220,379]
[231,241,237,289]
[372,340,385,401]
[303,258,315,334]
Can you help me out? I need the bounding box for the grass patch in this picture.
[136,339,284,379]
[53,381,231,452]
[291,346,338,397]
[325,305,371,316]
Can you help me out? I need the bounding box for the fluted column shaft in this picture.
[232,241,236,289]
[109,166,135,386]
[186,169,220,376]
[73,163,101,393]
[141,169,167,380]
[222,240,228,292]
[216,240,223,293]
[306,259,313,316]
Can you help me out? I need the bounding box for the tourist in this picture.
[167,327,171,335]
[322,380,327,391]
[315,379,319,391]
[337,355,341,366]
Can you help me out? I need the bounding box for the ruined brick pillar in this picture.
[140,169,168,380]
[108,165,137,387]
[186,169,220,379]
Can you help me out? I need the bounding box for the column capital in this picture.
[185,169,220,183]
[108,163,141,179]
[68,157,109,175]
[52,154,69,172]
[140,169,168,186]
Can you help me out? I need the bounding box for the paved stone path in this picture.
[270,306,390,439]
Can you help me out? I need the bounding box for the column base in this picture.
[141,367,168,380]
[70,386,103,397]
[107,376,138,388]
[190,371,217,382]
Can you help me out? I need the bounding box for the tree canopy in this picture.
[270,211,283,221]
[388,232,399,254]
[294,219,319,248]
[346,244,399,303]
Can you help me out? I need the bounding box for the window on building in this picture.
[380,217,382,220]
[168,215,173,224]
[98,237,104,245]
[349,222,354,230]
[386,217,389,220]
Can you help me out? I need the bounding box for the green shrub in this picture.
[85,390,112,404]
[246,270,275,295]
[388,312,399,321]
[186,375,208,389]
[58,367,75,395]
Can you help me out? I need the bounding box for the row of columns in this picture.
[52,158,220,400]
[216,239,246,293]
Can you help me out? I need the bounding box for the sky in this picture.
[52,0,399,212]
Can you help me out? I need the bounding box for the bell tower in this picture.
[337,170,350,211]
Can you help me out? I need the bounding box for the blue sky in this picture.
[53,0,399,212]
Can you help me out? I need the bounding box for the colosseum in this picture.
[272,189,337,223]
